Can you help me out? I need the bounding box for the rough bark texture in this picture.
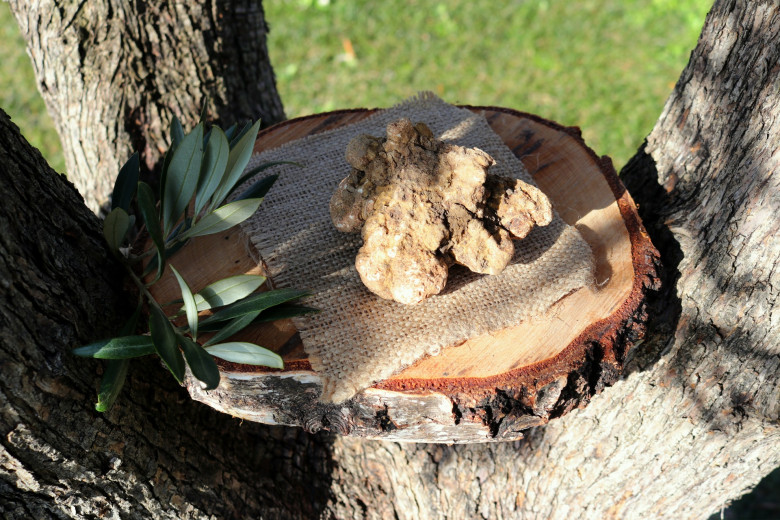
[2,0,780,518]
[0,109,334,519]
[8,0,285,213]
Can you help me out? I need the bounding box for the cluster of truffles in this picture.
[330,118,553,305]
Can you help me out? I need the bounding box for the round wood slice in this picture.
[151,107,660,443]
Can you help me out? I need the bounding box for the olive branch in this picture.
[75,116,314,411]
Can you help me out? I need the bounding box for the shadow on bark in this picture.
[110,357,337,519]
[620,143,684,375]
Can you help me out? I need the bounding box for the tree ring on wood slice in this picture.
[150,107,660,443]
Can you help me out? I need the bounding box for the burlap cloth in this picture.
[238,93,594,403]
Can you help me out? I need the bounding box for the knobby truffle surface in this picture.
[330,118,553,304]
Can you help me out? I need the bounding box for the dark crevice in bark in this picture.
[621,144,684,374]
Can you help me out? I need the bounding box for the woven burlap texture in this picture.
[238,93,594,403]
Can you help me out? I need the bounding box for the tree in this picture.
[1,0,779,518]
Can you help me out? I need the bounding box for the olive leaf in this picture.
[192,274,267,312]
[233,174,278,201]
[73,335,155,359]
[137,181,165,253]
[194,126,230,216]
[199,288,310,326]
[178,335,220,390]
[95,359,129,413]
[170,266,199,340]
[182,198,264,238]
[171,115,185,149]
[203,311,259,346]
[205,342,283,369]
[149,305,185,383]
[103,208,132,252]
[210,119,262,209]
[163,123,204,235]
[112,152,139,211]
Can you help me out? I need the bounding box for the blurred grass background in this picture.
[265,0,709,171]
[2,0,779,516]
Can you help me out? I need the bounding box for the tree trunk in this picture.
[1,0,779,518]
[7,0,285,213]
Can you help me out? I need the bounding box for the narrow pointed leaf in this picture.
[228,161,298,199]
[211,119,262,208]
[234,174,278,201]
[95,359,129,412]
[178,335,220,390]
[205,342,283,369]
[170,266,198,340]
[199,288,310,326]
[194,127,229,216]
[149,305,185,383]
[199,98,209,124]
[253,304,320,323]
[223,122,239,142]
[192,274,266,312]
[103,207,131,252]
[203,311,260,346]
[163,123,203,235]
[112,152,139,211]
[183,198,263,238]
[171,115,185,149]
[137,181,165,253]
[74,335,155,359]
[198,304,318,333]
[229,120,252,148]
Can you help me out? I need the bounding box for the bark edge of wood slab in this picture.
[178,106,660,443]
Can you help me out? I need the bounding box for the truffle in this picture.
[330,118,552,304]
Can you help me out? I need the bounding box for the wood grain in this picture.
[150,107,659,441]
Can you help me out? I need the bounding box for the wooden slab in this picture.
[151,107,660,443]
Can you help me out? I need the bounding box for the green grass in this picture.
[266,0,711,170]
[0,3,65,172]
[2,0,710,173]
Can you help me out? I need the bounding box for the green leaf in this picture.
[163,123,204,236]
[103,207,132,252]
[223,122,239,143]
[205,342,283,369]
[203,311,260,346]
[194,127,230,216]
[228,161,297,199]
[233,174,278,201]
[112,152,139,211]
[183,198,263,238]
[149,305,185,383]
[137,181,165,254]
[253,304,320,323]
[199,288,309,326]
[210,119,262,208]
[95,359,129,412]
[74,335,155,359]
[229,121,252,148]
[178,335,220,390]
[198,304,318,333]
[199,98,209,124]
[171,115,185,149]
[171,266,198,340]
[192,274,266,312]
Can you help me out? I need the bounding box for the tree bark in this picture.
[1,0,779,518]
[8,0,285,213]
